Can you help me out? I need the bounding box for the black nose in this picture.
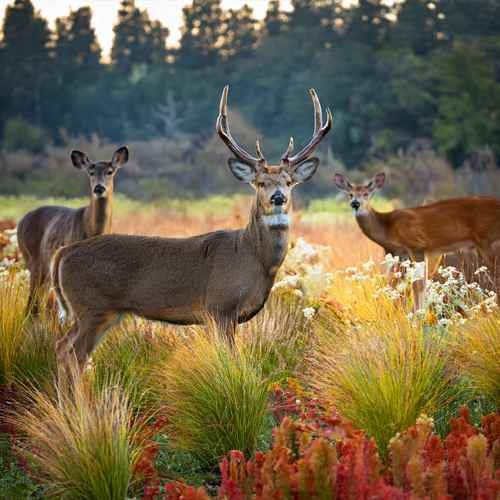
[270,191,287,206]
[94,185,106,196]
[351,200,360,210]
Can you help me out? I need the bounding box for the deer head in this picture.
[217,86,332,228]
[70,147,129,199]
[333,172,386,215]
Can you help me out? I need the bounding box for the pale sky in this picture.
[0,0,396,57]
[0,0,292,56]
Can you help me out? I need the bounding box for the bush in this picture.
[310,314,454,455]
[12,370,148,500]
[2,118,46,154]
[156,331,269,466]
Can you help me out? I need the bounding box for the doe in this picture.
[17,147,128,315]
[334,171,500,310]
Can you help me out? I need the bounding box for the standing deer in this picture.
[333,171,500,309]
[52,86,332,368]
[17,147,128,315]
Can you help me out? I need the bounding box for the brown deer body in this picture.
[17,147,128,315]
[334,172,500,309]
[53,86,332,367]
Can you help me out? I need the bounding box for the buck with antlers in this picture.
[334,171,500,309]
[17,147,129,316]
[53,86,332,368]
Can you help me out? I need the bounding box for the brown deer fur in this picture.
[17,147,128,315]
[334,172,500,309]
[53,86,332,368]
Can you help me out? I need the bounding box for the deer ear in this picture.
[291,157,319,184]
[366,172,386,192]
[333,173,352,192]
[228,159,257,183]
[71,150,90,170]
[112,146,129,168]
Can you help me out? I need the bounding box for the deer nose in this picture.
[94,185,106,196]
[270,191,287,206]
[351,199,360,210]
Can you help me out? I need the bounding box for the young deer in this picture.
[17,147,128,315]
[334,172,500,309]
[53,86,332,368]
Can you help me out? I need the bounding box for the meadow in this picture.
[0,195,499,499]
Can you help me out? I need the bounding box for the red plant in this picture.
[163,481,209,500]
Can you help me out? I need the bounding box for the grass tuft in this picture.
[310,314,454,455]
[451,313,500,408]
[156,330,270,466]
[11,368,147,500]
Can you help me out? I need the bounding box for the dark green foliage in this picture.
[1,0,499,197]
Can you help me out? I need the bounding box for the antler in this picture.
[216,85,265,167]
[281,88,333,168]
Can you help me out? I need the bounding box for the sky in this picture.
[0,0,293,56]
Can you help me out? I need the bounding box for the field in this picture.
[0,195,499,499]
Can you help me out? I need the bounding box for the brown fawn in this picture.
[52,86,332,368]
[334,171,500,310]
[17,147,128,315]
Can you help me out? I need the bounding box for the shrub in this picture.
[156,331,269,466]
[11,369,148,500]
[2,117,45,154]
[310,314,454,455]
[451,313,500,407]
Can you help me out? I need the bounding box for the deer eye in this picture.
[89,171,95,176]
[107,169,114,175]
[257,182,266,188]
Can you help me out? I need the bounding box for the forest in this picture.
[1,0,500,199]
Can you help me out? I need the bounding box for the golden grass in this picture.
[451,313,500,407]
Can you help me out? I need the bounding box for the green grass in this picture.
[156,331,270,466]
[311,314,454,456]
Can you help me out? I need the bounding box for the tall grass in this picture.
[310,314,454,455]
[237,291,311,384]
[452,313,500,408]
[156,330,269,466]
[0,273,29,386]
[12,369,147,500]
[89,317,178,412]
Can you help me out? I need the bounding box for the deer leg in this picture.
[426,253,443,282]
[411,258,427,313]
[71,313,121,370]
[25,266,43,317]
[477,244,498,299]
[56,322,80,365]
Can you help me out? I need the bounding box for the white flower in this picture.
[302,307,316,320]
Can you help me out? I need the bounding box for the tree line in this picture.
[0,0,499,192]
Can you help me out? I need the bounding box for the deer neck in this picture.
[355,206,389,248]
[245,200,290,277]
[84,194,113,237]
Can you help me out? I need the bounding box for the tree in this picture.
[0,0,51,128]
[111,0,168,73]
[345,0,390,48]
[389,0,445,55]
[176,0,224,68]
[264,0,288,36]
[222,4,258,60]
[432,42,500,162]
[55,7,101,81]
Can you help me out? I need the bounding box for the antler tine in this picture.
[216,85,263,166]
[255,140,265,160]
[282,89,333,168]
[309,88,322,134]
[281,137,294,162]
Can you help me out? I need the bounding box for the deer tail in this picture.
[50,246,72,324]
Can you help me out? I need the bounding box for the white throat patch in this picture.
[262,213,291,228]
